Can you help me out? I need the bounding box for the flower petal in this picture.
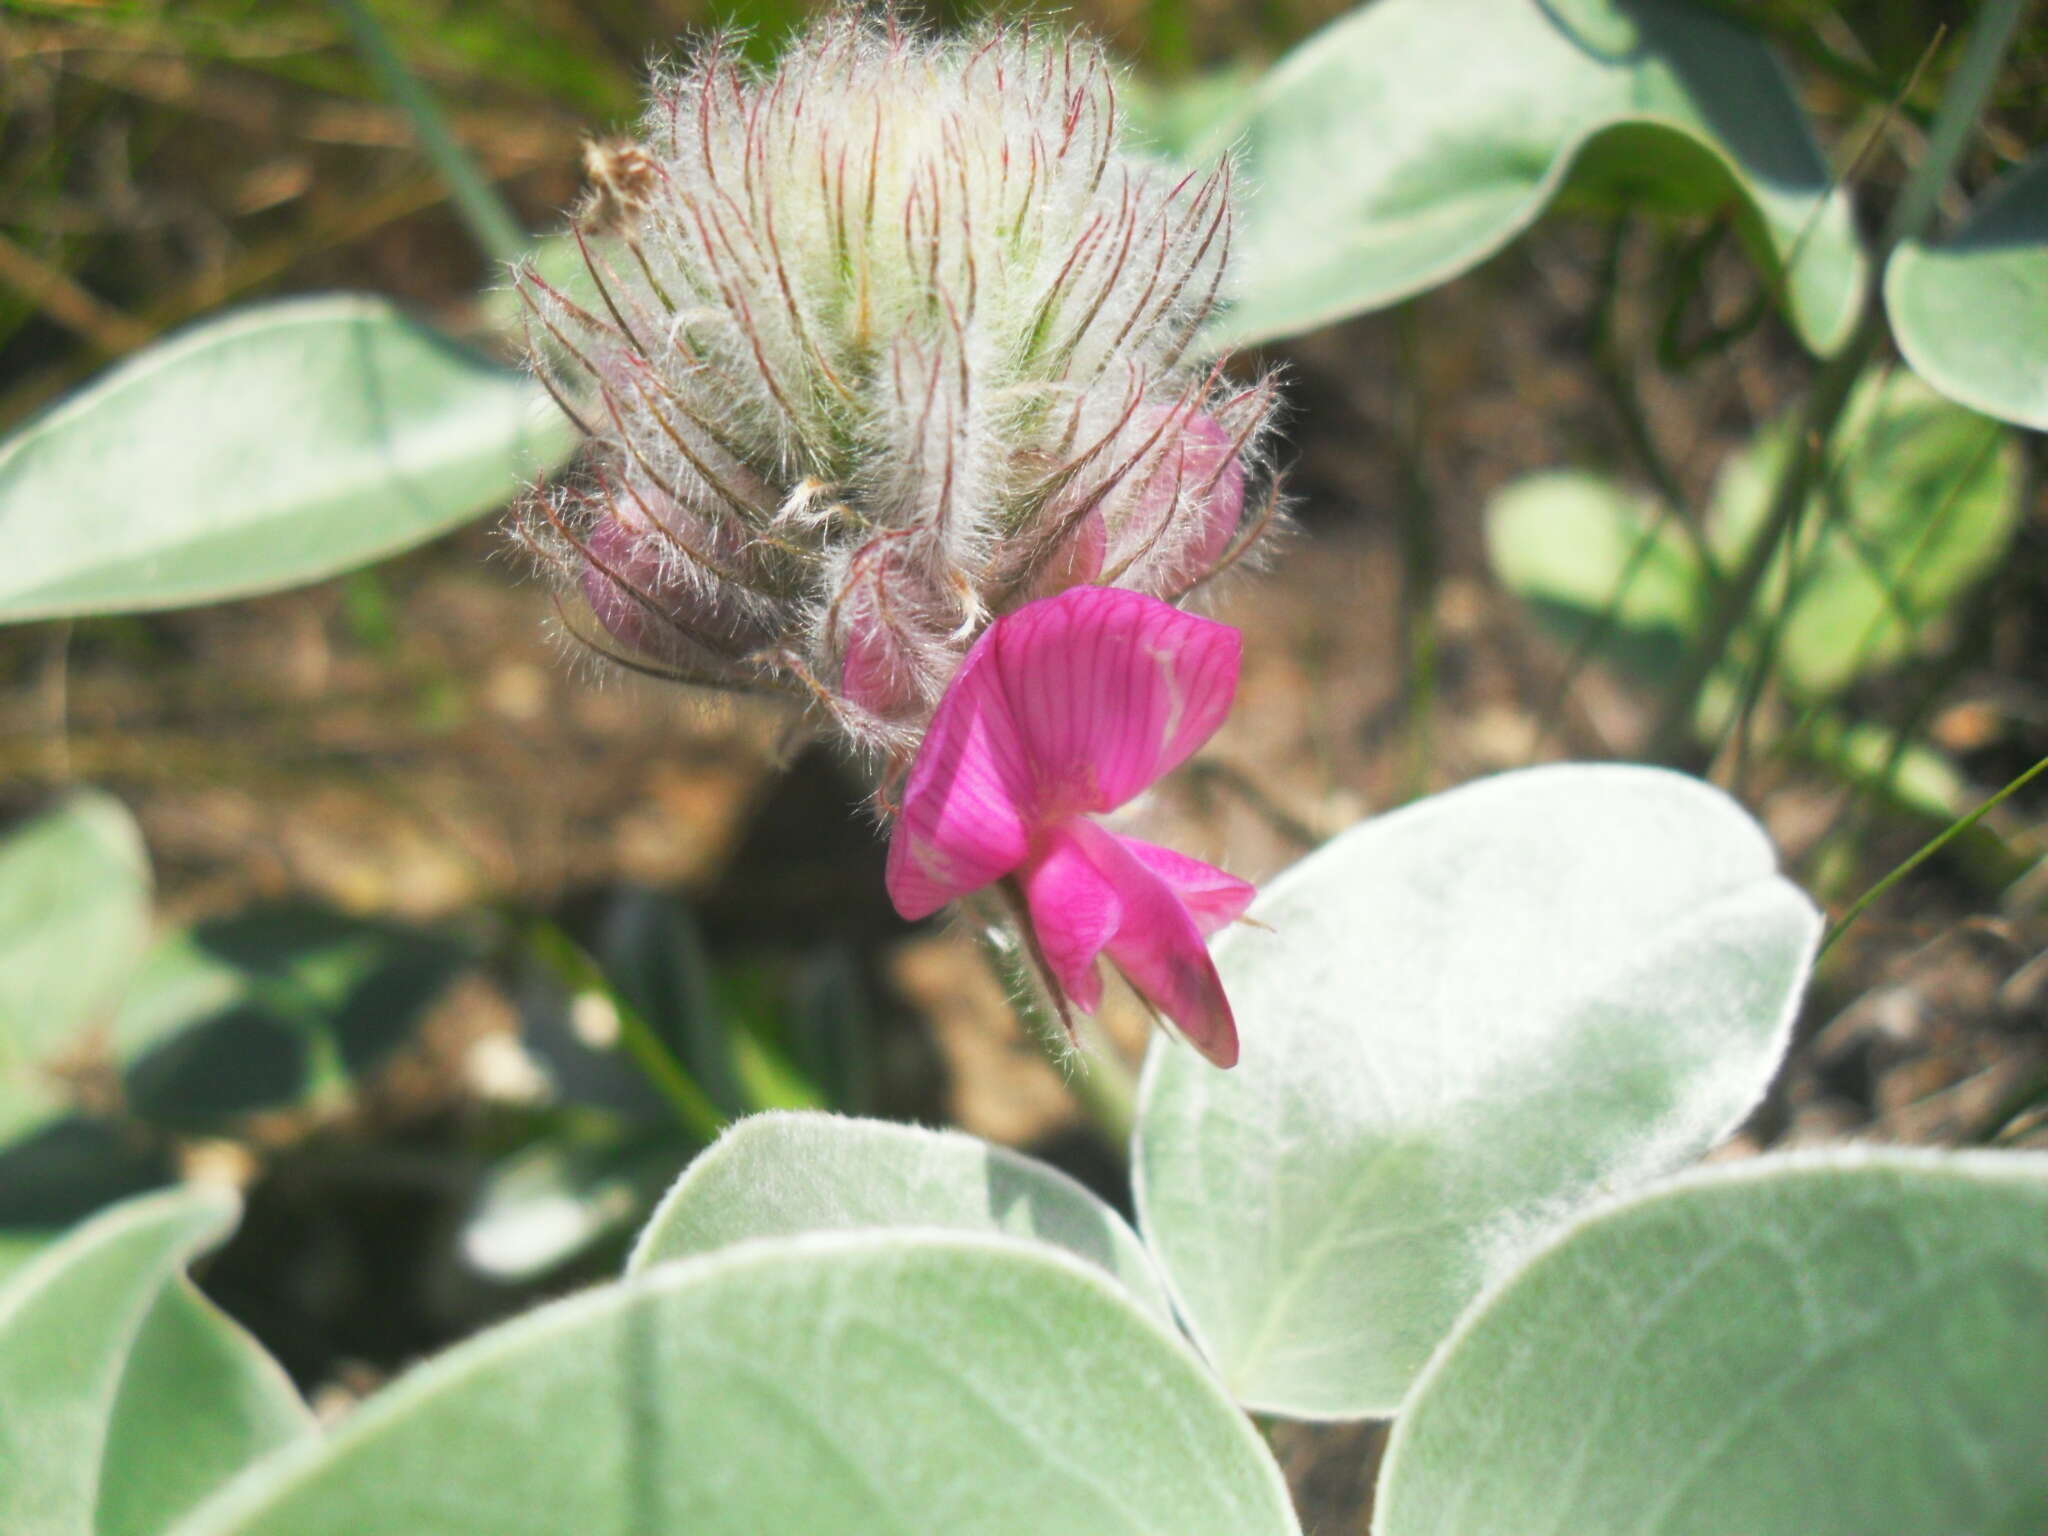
[885,587,1241,924]
[884,638,1036,921]
[989,586,1241,818]
[1120,837,1256,938]
[1071,820,1241,1069]
[1020,823,1122,1013]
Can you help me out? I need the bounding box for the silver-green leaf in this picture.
[0,295,576,623]
[176,1233,1298,1536]
[0,1185,314,1536]
[0,792,152,1144]
[629,1111,1173,1322]
[1887,147,2048,432]
[1377,1150,2048,1536]
[1211,0,1866,353]
[1135,764,1820,1419]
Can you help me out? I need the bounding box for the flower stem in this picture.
[977,922,1139,1148]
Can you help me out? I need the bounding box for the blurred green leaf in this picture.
[480,231,603,337]
[1135,765,1819,1417]
[0,793,152,1144]
[780,944,876,1115]
[460,1122,683,1283]
[1887,147,2048,431]
[97,1279,315,1536]
[174,1234,1298,1536]
[1485,469,1707,683]
[0,1120,174,1232]
[116,906,474,1126]
[0,1185,313,1536]
[628,1112,1174,1323]
[0,1233,44,1285]
[0,295,578,623]
[593,891,743,1117]
[1491,372,2020,711]
[1119,66,1264,160]
[1378,1151,2048,1536]
[1211,0,1866,353]
[1709,369,2020,697]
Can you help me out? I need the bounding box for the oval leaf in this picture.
[0,792,151,1144]
[1134,764,1820,1418]
[1211,0,1865,354]
[1377,1151,2048,1536]
[95,1279,316,1536]
[462,1128,683,1282]
[114,904,475,1125]
[0,1185,313,1536]
[177,1233,1298,1536]
[0,295,577,622]
[1887,148,2048,431]
[1484,469,1708,683]
[629,1111,1173,1321]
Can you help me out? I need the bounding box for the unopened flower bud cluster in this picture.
[517,11,1280,760]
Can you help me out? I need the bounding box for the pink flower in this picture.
[885,586,1254,1067]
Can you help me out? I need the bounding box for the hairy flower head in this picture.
[516,9,1281,763]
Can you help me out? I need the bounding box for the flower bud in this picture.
[514,8,1283,759]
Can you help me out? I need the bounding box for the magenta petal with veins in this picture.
[885,585,1252,1067]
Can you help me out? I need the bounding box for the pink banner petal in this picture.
[884,638,1036,920]
[987,586,1241,819]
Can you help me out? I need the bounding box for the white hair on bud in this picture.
[515,7,1282,764]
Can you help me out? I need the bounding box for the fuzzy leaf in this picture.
[174,1233,1297,1536]
[0,1186,313,1536]
[1887,148,2048,431]
[628,1111,1173,1322]
[1377,1151,2048,1536]
[1212,0,1865,353]
[1134,764,1820,1419]
[0,793,152,1145]
[0,295,576,623]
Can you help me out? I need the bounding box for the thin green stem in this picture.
[1645,315,1877,759]
[1647,0,2024,762]
[612,994,731,1143]
[1819,754,2048,960]
[327,0,529,269]
[1594,218,1719,583]
[524,918,727,1142]
[1884,0,2025,246]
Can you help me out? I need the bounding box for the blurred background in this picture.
[2,0,2044,1521]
